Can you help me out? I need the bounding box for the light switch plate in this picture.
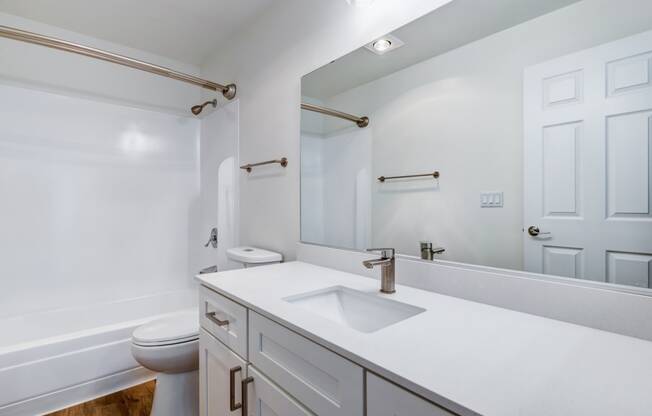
[481,192,503,208]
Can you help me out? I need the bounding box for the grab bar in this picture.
[378,171,440,182]
[240,158,288,173]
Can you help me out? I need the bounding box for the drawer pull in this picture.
[241,376,254,416]
[205,311,229,327]
[229,366,242,411]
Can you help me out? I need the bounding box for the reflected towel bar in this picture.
[0,25,236,99]
[378,171,440,182]
[301,103,369,128]
[240,158,288,173]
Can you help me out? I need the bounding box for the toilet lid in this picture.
[226,246,283,264]
[132,310,199,346]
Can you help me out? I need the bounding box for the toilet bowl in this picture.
[131,310,199,416]
[226,246,283,268]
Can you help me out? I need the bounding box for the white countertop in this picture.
[197,261,652,416]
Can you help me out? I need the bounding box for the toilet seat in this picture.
[132,310,199,347]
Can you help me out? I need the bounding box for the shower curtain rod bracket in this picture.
[222,84,237,100]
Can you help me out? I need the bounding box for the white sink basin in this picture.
[283,286,425,333]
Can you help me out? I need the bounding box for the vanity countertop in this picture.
[197,261,652,416]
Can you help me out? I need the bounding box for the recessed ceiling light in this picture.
[372,39,392,52]
[364,34,405,56]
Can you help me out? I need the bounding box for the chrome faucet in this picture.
[420,241,445,261]
[362,248,396,294]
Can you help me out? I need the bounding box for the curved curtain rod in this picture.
[301,102,369,128]
[0,25,236,100]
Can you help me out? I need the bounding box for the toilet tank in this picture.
[226,247,283,268]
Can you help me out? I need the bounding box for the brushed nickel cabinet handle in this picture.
[205,311,229,327]
[229,366,242,411]
[241,376,254,416]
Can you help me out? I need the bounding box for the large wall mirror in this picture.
[301,0,652,292]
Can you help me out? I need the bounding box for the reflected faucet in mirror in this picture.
[420,241,445,261]
[362,248,396,294]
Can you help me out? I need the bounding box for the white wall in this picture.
[0,13,207,319]
[200,0,454,260]
[309,0,652,269]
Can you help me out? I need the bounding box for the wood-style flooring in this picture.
[46,380,155,416]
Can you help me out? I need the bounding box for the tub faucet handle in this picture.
[204,227,218,248]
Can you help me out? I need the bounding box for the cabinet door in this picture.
[367,373,455,416]
[249,312,363,416]
[243,366,312,416]
[199,328,248,416]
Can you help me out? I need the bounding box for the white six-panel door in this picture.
[524,29,652,287]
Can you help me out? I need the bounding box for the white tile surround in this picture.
[297,243,652,341]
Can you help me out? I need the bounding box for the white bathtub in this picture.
[0,289,197,416]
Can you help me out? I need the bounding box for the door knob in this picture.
[528,226,551,237]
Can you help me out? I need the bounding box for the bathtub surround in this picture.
[0,12,218,415]
[0,84,199,319]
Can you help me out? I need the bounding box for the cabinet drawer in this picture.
[249,312,363,416]
[366,373,455,416]
[244,366,312,416]
[200,285,248,359]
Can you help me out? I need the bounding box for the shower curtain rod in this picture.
[301,102,369,128]
[0,25,236,100]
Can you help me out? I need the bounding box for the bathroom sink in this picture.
[283,286,425,333]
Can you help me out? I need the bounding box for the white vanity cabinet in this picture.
[366,373,455,416]
[198,285,453,416]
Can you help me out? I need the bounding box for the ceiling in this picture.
[0,0,274,65]
[302,0,580,99]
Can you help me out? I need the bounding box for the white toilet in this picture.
[226,246,283,268]
[131,310,200,416]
